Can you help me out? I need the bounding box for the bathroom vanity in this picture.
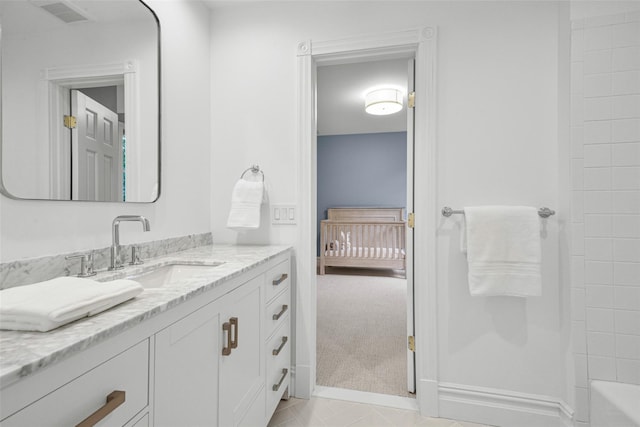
[0,244,291,427]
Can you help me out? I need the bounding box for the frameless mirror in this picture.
[0,0,160,202]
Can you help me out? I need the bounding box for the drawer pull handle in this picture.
[272,368,288,391]
[230,317,238,349]
[222,321,232,356]
[272,304,288,321]
[272,336,288,356]
[76,390,126,427]
[272,273,288,286]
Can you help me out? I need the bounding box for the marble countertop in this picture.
[0,244,291,387]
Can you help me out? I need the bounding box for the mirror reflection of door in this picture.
[71,89,123,201]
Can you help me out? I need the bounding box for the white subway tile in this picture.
[585,239,613,261]
[613,70,640,95]
[612,142,640,166]
[585,26,612,51]
[585,214,613,237]
[573,223,585,255]
[613,191,640,213]
[612,22,640,48]
[573,288,586,320]
[613,215,640,238]
[617,359,640,385]
[584,191,612,214]
[584,144,612,167]
[573,321,588,353]
[588,355,617,380]
[573,160,585,190]
[613,167,640,190]
[615,310,640,335]
[572,256,586,288]
[572,126,585,159]
[614,285,640,310]
[587,331,616,356]
[614,238,640,262]
[586,307,615,331]
[584,167,611,190]
[612,119,640,142]
[616,334,640,359]
[573,191,585,222]
[586,14,626,27]
[586,261,614,284]
[614,262,640,285]
[586,284,615,307]
[585,50,613,74]
[613,46,640,71]
[575,354,588,388]
[613,94,640,119]
[585,97,613,120]
[584,74,612,97]
[585,121,612,144]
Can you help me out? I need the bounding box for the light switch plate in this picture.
[272,204,296,225]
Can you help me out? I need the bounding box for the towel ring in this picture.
[240,165,264,182]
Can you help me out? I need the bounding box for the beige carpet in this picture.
[316,270,413,398]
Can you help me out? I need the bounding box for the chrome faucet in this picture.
[109,215,151,270]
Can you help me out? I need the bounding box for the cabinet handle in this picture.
[272,304,288,321]
[230,317,238,349]
[272,336,288,356]
[222,322,232,356]
[272,368,288,391]
[272,273,288,286]
[76,390,126,427]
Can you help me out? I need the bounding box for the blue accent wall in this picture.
[317,131,407,255]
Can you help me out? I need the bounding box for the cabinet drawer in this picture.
[3,339,149,427]
[265,259,290,303]
[266,286,290,339]
[266,319,290,416]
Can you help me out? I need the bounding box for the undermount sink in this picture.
[127,262,224,289]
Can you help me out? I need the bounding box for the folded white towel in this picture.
[226,179,264,230]
[0,277,143,332]
[463,206,542,297]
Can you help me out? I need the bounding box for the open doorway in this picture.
[315,57,415,398]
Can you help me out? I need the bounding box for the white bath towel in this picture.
[0,277,143,332]
[463,206,542,297]
[226,179,264,230]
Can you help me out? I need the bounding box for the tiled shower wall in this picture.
[571,9,640,424]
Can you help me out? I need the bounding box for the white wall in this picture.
[0,0,212,261]
[209,0,572,420]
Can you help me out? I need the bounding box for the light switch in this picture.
[274,208,280,220]
[288,208,295,220]
[272,204,297,225]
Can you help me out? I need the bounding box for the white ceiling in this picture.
[317,58,409,136]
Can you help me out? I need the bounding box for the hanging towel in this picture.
[463,206,542,297]
[0,277,143,332]
[226,179,264,230]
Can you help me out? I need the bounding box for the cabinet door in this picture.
[154,301,220,427]
[219,275,264,427]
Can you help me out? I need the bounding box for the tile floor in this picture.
[267,397,491,427]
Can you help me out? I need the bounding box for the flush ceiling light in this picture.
[364,88,403,115]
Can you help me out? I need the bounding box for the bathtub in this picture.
[590,380,640,427]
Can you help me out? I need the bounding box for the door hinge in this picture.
[408,91,415,108]
[408,336,415,352]
[408,212,415,229]
[64,115,77,129]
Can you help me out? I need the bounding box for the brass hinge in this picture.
[408,336,415,352]
[408,91,415,108]
[408,212,415,229]
[64,115,77,129]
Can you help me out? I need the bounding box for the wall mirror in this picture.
[0,0,160,202]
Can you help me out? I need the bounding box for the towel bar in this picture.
[442,206,555,218]
[240,165,264,182]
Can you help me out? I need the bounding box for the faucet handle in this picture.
[129,246,144,266]
[65,251,97,278]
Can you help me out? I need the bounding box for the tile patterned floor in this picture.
[267,397,491,427]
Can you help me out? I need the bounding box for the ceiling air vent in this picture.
[35,1,90,24]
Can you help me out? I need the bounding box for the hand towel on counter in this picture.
[226,179,264,230]
[0,277,143,332]
[463,206,542,297]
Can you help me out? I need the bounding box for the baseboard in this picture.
[292,364,312,399]
[313,386,419,411]
[438,382,574,427]
[418,378,439,417]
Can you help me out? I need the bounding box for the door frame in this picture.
[294,27,439,416]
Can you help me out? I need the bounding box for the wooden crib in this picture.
[319,207,407,275]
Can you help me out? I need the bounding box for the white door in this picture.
[406,58,416,393]
[71,90,122,201]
